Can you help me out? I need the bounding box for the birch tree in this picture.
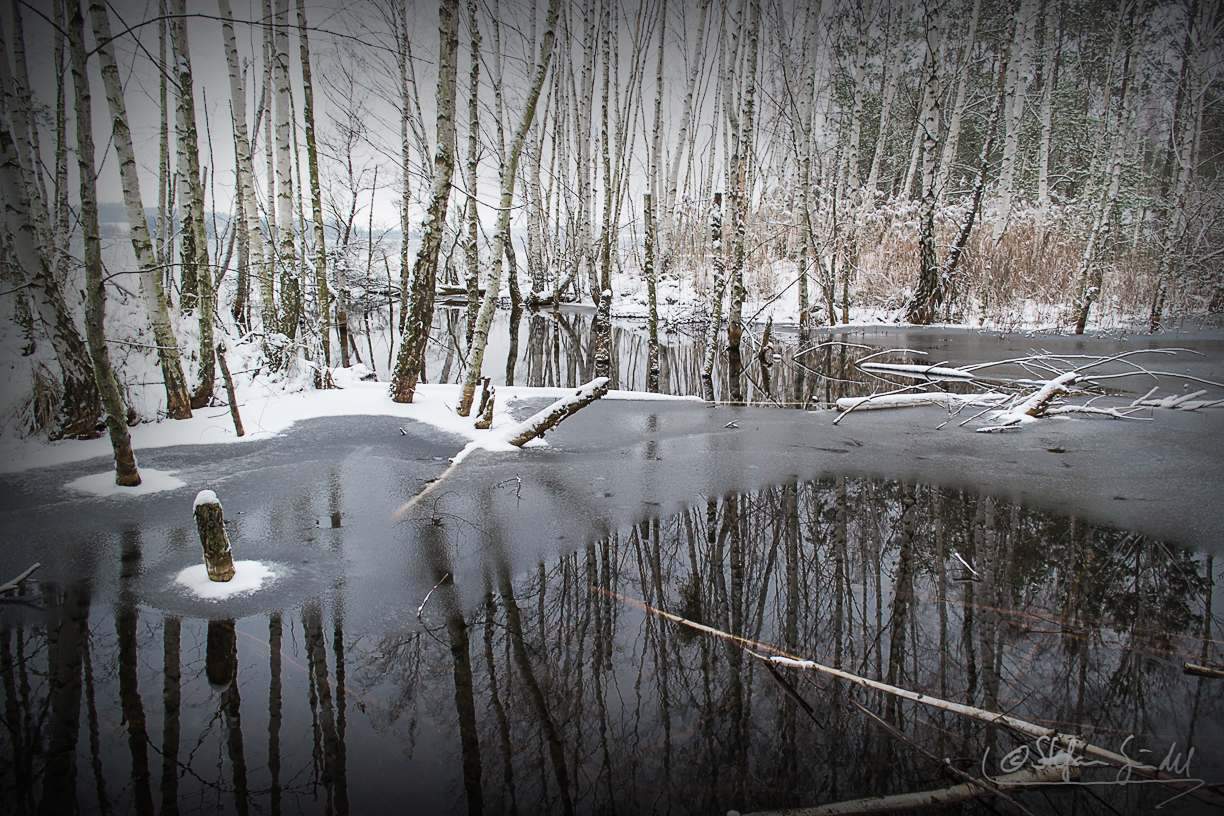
[995,0,1038,234]
[218,0,266,333]
[296,0,330,365]
[389,0,461,403]
[1072,0,1146,333]
[0,12,100,438]
[169,0,215,406]
[67,0,140,485]
[272,0,300,341]
[90,0,192,420]
[457,0,560,416]
[905,0,946,324]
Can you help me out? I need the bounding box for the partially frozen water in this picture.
[2,323,1222,814]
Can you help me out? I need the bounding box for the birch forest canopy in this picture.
[1,0,1222,440]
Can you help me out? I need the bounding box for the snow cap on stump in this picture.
[193,489,236,582]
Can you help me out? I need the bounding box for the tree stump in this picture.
[194,490,236,582]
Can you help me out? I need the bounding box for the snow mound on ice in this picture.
[175,560,276,600]
[65,468,186,497]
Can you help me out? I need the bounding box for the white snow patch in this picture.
[175,560,277,600]
[65,468,186,497]
[193,489,220,509]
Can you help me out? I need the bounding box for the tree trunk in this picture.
[457,0,560,416]
[905,2,945,325]
[272,0,300,343]
[934,0,982,202]
[296,0,329,365]
[169,0,214,406]
[90,0,192,421]
[995,0,1038,233]
[193,492,236,581]
[0,20,100,439]
[1036,0,1060,214]
[1073,0,1146,333]
[700,193,724,403]
[389,0,462,403]
[67,0,140,485]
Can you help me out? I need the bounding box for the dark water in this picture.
[3,315,1224,815]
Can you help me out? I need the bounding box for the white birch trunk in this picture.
[90,0,193,420]
[934,0,982,202]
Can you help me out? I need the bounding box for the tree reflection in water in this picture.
[1,478,1220,814]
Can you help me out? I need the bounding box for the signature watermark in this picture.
[985,734,1203,807]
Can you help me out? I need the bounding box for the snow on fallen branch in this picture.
[834,349,1222,432]
[598,588,1224,810]
[392,378,610,520]
[835,393,1008,412]
[858,362,977,380]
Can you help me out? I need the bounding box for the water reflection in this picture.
[2,479,1221,814]
[420,306,898,408]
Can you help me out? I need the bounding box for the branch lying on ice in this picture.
[391,378,610,520]
[858,362,977,381]
[836,393,1008,412]
[0,562,40,596]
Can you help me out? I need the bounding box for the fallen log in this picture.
[0,562,40,595]
[392,378,611,520]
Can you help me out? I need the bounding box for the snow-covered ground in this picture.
[0,356,697,479]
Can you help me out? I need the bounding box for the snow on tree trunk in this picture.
[389,0,461,404]
[169,0,214,405]
[67,0,140,486]
[934,0,982,203]
[0,15,101,440]
[218,0,266,334]
[193,491,236,582]
[90,0,192,421]
[995,0,1038,236]
[905,4,945,325]
[700,193,725,403]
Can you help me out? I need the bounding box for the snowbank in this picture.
[65,468,186,496]
[0,364,697,475]
[175,560,277,600]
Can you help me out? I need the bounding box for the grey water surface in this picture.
[2,319,1223,815]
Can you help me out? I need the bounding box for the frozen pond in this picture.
[2,321,1223,814]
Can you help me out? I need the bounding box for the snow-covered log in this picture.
[835,393,1007,411]
[977,371,1081,430]
[859,362,976,380]
[193,490,236,582]
[0,563,40,596]
[506,377,610,447]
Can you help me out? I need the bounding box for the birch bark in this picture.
[90,0,193,419]
[389,0,461,403]
[169,0,215,405]
[67,0,140,484]
[457,0,560,416]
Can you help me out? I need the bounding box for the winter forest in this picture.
[1,0,1221,451]
[3,0,1224,813]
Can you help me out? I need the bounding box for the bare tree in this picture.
[90,0,193,421]
[66,0,140,485]
[389,0,462,403]
[457,0,560,416]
